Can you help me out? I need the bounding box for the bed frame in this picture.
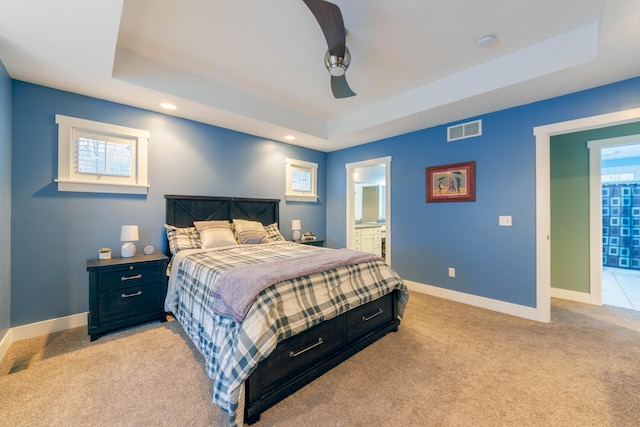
[165,195,401,424]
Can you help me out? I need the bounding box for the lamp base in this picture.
[293,230,301,241]
[121,242,136,258]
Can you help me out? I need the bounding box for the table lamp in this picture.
[292,220,302,241]
[120,225,139,258]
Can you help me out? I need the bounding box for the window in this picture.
[285,158,318,202]
[77,136,132,176]
[55,115,149,194]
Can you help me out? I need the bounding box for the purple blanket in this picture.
[210,249,384,322]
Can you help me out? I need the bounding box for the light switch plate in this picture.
[499,215,512,226]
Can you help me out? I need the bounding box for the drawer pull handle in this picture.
[362,308,383,322]
[121,290,143,298]
[121,274,142,281]
[289,338,324,358]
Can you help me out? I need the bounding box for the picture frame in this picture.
[426,161,476,202]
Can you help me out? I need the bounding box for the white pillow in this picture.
[193,220,237,248]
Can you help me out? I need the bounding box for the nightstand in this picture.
[294,239,325,247]
[86,253,169,341]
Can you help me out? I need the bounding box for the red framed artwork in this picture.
[426,161,476,202]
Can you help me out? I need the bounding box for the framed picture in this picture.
[426,161,476,202]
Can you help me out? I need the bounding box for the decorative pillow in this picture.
[193,220,237,248]
[164,224,201,255]
[237,230,270,244]
[264,223,286,241]
[233,219,269,244]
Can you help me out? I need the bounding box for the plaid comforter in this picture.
[165,241,408,426]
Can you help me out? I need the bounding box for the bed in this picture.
[164,195,409,426]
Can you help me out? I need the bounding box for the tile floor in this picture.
[602,267,640,311]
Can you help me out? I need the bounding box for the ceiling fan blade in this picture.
[303,0,346,57]
[331,75,356,98]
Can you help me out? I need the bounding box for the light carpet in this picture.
[2,292,640,426]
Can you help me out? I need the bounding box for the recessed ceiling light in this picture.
[475,34,496,48]
[284,135,295,141]
[160,102,177,110]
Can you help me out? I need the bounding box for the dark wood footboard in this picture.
[244,290,401,424]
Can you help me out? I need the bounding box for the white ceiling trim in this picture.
[329,22,599,140]
[3,0,640,153]
[113,48,328,139]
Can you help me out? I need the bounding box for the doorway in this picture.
[596,140,640,311]
[535,107,640,323]
[346,157,391,264]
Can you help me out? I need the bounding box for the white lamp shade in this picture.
[120,225,139,242]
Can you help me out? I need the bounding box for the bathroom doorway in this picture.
[346,157,391,263]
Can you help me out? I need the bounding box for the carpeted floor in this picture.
[2,291,640,426]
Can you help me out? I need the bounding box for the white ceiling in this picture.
[1,0,640,152]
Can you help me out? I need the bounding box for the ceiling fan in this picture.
[303,0,356,99]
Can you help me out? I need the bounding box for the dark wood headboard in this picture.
[165,195,280,228]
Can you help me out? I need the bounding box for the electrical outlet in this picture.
[448,267,455,278]
[499,215,512,226]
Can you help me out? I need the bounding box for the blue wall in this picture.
[327,77,640,308]
[10,82,326,327]
[0,60,11,340]
[8,74,640,326]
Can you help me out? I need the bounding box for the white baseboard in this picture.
[404,280,547,322]
[2,281,571,361]
[0,329,13,363]
[550,287,593,304]
[0,313,88,362]
[11,312,88,342]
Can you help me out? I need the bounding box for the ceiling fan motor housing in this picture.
[325,48,350,77]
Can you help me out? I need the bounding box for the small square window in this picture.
[285,158,318,202]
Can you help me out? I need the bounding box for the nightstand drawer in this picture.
[98,282,164,324]
[97,264,162,291]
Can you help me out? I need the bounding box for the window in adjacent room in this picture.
[285,158,318,202]
[55,114,149,194]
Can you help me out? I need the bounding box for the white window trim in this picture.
[55,114,149,195]
[285,157,318,202]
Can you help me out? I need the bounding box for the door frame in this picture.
[346,156,392,264]
[534,108,640,322]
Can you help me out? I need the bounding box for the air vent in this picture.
[447,120,482,142]
[8,353,35,374]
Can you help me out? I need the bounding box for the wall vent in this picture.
[447,120,482,141]
[8,354,35,374]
